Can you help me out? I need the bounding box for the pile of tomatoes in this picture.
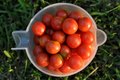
[32,9,94,73]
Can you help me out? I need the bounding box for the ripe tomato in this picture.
[66,34,81,48]
[78,17,92,32]
[42,13,53,26]
[56,9,68,18]
[59,61,72,73]
[36,52,48,67]
[77,44,91,59]
[39,34,50,47]
[47,64,55,71]
[69,11,82,20]
[46,40,61,54]
[33,36,40,44]
[33,45,43,56]
[81,31,94,44]
[60,45,70,58]
[46,28,54,35]
[49,54,63,69]
[67,54,83,70]
[32,21,46,36]
[51,16,63,30]
[62,18,78,34]
[52,31,65,44]
[54,69,61,73]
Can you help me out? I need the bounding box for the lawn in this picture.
[0,0,120,80]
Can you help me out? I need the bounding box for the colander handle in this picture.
[11,31,29,50]
[97,29,107,46]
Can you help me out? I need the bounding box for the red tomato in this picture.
[77,44,91,59]
[81,31,94,44]
[42,13,53,26]
[62,18,78,34]
[39,34,50,47]
[51,16,63,30]
[54,69,61,73]
[52,31,65,44]
[33,45,43,56]
[69,11,82,20]
[32,21,46,36]
[33,36,40,44]
[46,40,61,54]
[46,28,54,35]
[67,54,83,70]
[66,34,81,48]
[59,61,72,73]
[36,52,48,67]
[78,17,92,32]
[47,64,55,71]
[56,9,68,18]
[60,45,70,58]
[49,54,63,69]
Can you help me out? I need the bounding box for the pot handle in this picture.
[11,31,29,50]
[97,29,107,46]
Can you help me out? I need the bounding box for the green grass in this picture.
[0,0,120,80]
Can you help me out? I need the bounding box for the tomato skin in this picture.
[60,45,70,58]
[77,44,91,59]
[46,41,61,54]
[67,54,83,70]
[66,34,81,48]
[81,31,94,44]
[62,18,78,35]
[56,9,68,18]
[49,54,63,69]
[32,21,46,36]
[52,31,65,44]
[39,34,50,47]
[33,45,43,56]
[42,13,53,26]
[69,11,82,20]
[33,36,40,45]
[36,52,49,67]
[47,64,55,71]
[78,17,92,32]
[51,16,63,30]
[59,61,72,73]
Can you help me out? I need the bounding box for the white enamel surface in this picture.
[12,3,107,77]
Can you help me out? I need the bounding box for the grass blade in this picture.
[3,50,11,58]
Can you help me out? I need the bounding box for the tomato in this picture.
[49,54,63,69]
[36,52,48,67]
[81,31,94,44]
[42,13,53,26]
[32,21,46,36]
[33,45,43,56]
[60,45,70,58]
[66,34,81,48]
[39,34,50,47]
[69,11,82,20]
[51,16,63,30]
[62,18,78,34]
[52,31,65,44]
[46,40,61,54]
[46,28,54,35]
[59,61,72,73]
[54,69,61,73]
[47,64,55,71]
[78,17,92,32]
[77,44,91,59]
[56,9,68,18]
[67,54,83,70]
[33,36,40,44]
